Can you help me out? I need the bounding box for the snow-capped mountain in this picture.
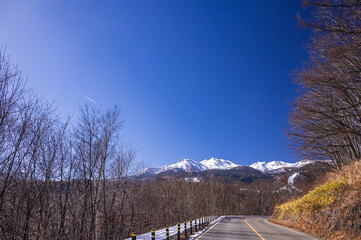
[136,158,328,177]
[136,167,159,176]
[157,158,205,173]
[137,158,239,176]
[200,157,239,170]
[249,160,315,173]
[135,158,333,186]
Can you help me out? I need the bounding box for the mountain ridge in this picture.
[137,158,327,177]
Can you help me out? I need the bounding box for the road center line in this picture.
[245,218,266,240]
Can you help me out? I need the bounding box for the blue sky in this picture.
[0,1,309,167]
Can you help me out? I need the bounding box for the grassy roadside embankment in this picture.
[271,161,361,240]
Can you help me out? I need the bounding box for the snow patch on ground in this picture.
[288,172,300,185]
[185,177,200,182]
[189,216,225,240]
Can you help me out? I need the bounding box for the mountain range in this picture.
[136,157,334,189]
[137,157,331,177]
[137,157,239,176]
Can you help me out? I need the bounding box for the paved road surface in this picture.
[198,216,322,240]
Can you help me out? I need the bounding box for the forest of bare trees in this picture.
[0,50,290,239]
[3,0,361,239]
[289,0,361,169]
[0,49,139,239]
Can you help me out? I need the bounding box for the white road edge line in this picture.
[264,219,323,240]
[194,218,223,240]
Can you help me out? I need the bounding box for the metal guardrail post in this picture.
[177,223,180,240]
[151,230,155,240]
[184,222,187,237]
[166,227,169,240]
[190,220,193,235]
[131,232,136,240]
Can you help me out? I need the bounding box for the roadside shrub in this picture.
[275,178,347,219]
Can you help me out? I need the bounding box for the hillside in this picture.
[271,161,361,240]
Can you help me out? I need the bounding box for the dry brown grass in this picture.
[271,160,361,240]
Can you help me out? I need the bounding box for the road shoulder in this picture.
[264,219,324,240]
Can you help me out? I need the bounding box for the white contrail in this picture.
[80,93,96,103]
[139,48,152,53]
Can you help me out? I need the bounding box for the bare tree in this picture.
[289,0,361,168]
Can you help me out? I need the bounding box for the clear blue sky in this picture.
[0,0,309,167]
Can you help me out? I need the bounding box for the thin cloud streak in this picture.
[139,48,152,54]
[80,93,96,103]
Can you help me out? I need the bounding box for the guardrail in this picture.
[129,216,218,240]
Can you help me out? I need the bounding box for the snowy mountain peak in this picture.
[156,158,205,173]
[249,161,266,170]
[137,157,239,176]
[250,160,317,173]
[179,158,196,163]
[200,157,239,170]
[136,167,159,176]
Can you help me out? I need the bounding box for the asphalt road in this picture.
[197,216,322,240]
